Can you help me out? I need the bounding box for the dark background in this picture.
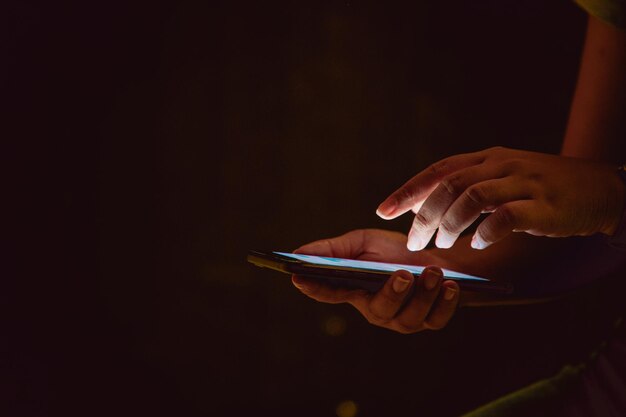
[5,1,622,416]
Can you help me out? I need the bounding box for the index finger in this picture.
[376,151,486,220]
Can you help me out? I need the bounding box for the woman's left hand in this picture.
[292,229,461,334]
[376,147,625,250]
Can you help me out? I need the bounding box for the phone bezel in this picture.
[247,250,513,294]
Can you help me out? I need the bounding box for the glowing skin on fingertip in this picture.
[471,234,488,250]
[406,233,424,251]
[435,232,456,249]
[407,241,419,251]
[376,200,397,219]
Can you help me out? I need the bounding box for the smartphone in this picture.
[247,250,513,294]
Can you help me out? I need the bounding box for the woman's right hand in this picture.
[376,147,625,251]
[291,229,461,334]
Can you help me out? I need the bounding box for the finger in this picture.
[292,275,368,304]
[376,151,486,220]
[434,177,533,248]
[424,281,460,330]
[362,270,415,324]
[407,163,510,250]
[393,267,443,333]
[407,164,506,250]
[471,200,538,249]
[294,229,366,258]
[406,215,438,252]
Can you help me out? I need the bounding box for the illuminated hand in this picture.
[291,229,460,334]
[376,147,625,251]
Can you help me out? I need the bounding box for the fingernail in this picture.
[392,275,411,293]
[471,234,487,250]
[444,286,457,301]
[376,200,397,218]
[423,269,442,290]
[407,233,422,252]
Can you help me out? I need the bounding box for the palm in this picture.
[346,229,421,265]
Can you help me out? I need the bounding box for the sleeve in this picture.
[574,0,626,29]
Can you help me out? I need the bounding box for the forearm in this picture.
[561,15,626,161]
[443,15,626,306]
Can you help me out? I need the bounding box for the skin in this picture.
[376,147,625,252]
[292,15,626,334]
[292,230,461,334]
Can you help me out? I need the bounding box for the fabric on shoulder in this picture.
[575,0,626,29]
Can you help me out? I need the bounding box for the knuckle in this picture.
[382,287,404,304]
[413,210,431,229]
[439,217,460,235]
[396,186,415,205]
[441,174,464,195]
[525,170,543,183]
[366,307,390,326]
[465,184,489,206]
[479,206,516,244]
[494,205,517,228]
[395,322,421,334]
[542,188,559,206]
[352,229,367,245]
[487,146,506,154]
[502,158,527,174]
[429,159,448,178]
[484,146,510,162]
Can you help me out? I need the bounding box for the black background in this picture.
[5,1,623,416]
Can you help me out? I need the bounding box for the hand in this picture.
[291,229,460,334]
[376,147,625,251]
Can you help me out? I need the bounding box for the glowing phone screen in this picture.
[275,252,487,281]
